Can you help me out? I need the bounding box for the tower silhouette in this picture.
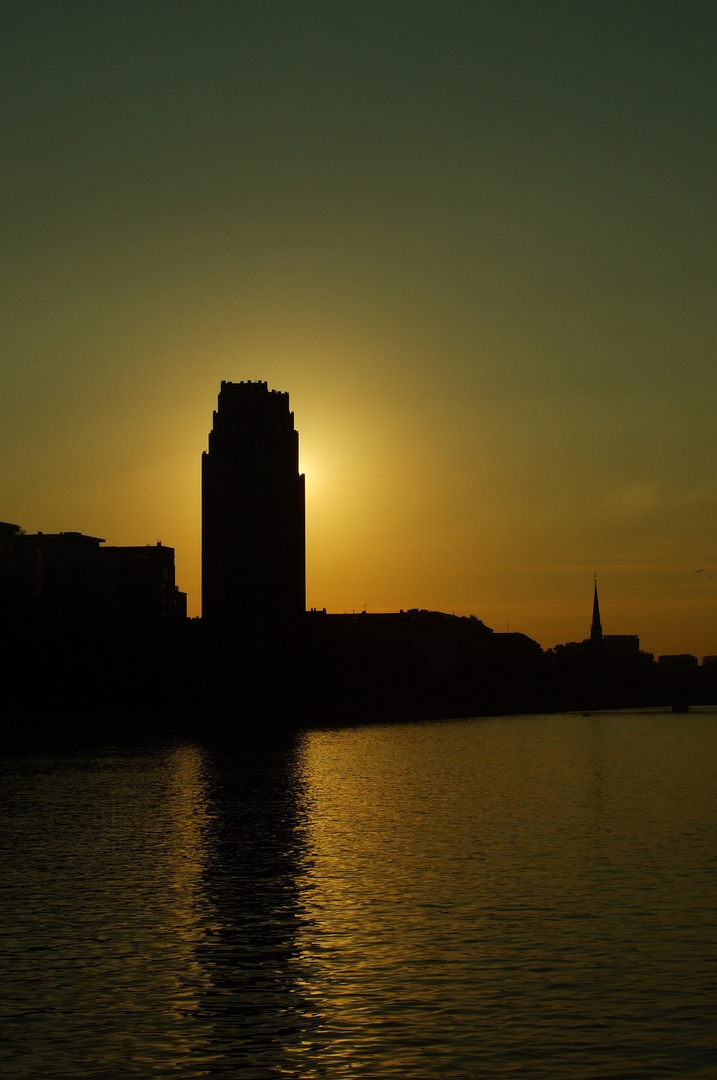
[202,381,305,629]
[590,576,603,644]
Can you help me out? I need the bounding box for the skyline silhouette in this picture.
[2,379,713,705]
[1,3,715,657]
[2,377,714,668]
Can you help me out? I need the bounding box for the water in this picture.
[1,710,716,1078]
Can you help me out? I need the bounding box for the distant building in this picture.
[555,578,641,654]
[0,522,186,627]
[602,634,640,657]
[657,654,698,672]
[306,608,497,675]
[589,578,642,652]
[97,544,187,623]
[590,579,603,643]
[202,381,305,629]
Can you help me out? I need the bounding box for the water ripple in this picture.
[1,712,716,1077]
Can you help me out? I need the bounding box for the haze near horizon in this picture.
[2,1,715,657]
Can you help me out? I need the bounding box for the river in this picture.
[1,709,715,1078]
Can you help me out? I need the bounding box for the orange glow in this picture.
[1,5,714,660]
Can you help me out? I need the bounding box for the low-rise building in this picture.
[0,522,186,627]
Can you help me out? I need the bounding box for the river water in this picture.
[1,709,716,1078]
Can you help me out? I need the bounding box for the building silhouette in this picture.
[201,381,305,629]
[0,521,186,626]
[556,577,641,657]
[591,579,641,656]
[590,577,603,643]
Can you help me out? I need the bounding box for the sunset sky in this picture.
[2,1,715,657]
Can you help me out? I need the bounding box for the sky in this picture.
[1,0,716,657]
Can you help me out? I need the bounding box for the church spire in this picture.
[590,574,603,643]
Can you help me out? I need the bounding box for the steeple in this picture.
[590,574,603,643]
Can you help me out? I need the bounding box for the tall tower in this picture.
[590,576,603,644]
[202,381,305,629]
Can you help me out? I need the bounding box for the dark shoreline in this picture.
[2,613,714,747]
